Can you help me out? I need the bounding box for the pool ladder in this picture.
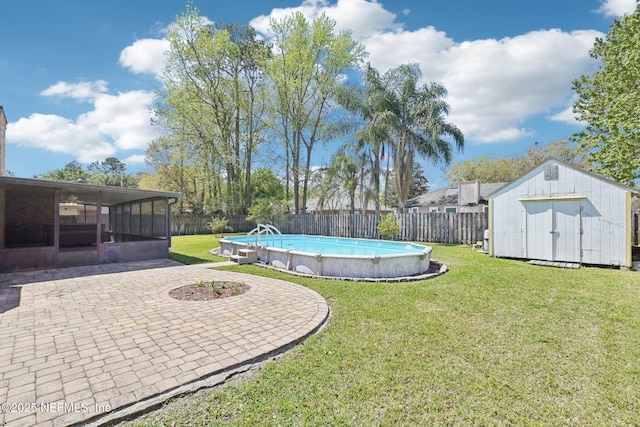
[246,224,283,248]
[230,224,283,265]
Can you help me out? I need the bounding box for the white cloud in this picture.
[550,106,580,125]
[550,94,588,126]
[596,0,637,16]
[432,29,602,143]
[250,0,400,39]
[363,27,455,76]
[40,80,108,102]
[7,114,116,162]
[119,38,169,78]
[77,90,155,151]
[7,89,155,162]
[122,154,148,165]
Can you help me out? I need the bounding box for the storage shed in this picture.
[489,159,637,268]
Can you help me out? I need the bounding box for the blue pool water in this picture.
[223,234,428,257]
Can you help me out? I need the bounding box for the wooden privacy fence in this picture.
[172,215,256,236]
[396,212,489,245]
[171,212,489,245]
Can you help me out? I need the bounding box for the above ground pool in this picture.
[219,234,432,279]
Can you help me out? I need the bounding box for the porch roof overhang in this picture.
[0,176,182,206]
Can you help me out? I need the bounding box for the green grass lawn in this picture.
[137,235,640,426]
[168,233,230,264]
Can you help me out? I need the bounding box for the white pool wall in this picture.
[220,235,432,279]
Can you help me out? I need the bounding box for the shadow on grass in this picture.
[169,253,213,265]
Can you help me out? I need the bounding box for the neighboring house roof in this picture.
[406,182,507,208]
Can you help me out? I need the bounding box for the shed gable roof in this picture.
[488,158,638,200]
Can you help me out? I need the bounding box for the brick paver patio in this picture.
[0,260,329,426]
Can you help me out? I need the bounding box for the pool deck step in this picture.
[230,249,258,265]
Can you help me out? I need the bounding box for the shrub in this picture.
[247,199,289,225]
[378,213,401,240]
[206,217,233,237]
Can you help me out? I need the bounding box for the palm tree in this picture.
[381,64,464,212]
[324,152,359,215]
[336,63,463,213]
[334,63,390,216]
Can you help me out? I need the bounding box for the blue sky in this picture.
[1,0,637,189]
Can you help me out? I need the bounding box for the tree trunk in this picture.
[374,143,381,215]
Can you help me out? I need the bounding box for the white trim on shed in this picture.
[489,159,637,267]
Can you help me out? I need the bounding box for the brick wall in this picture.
[5,190,55,246]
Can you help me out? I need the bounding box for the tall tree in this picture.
[88,157,138,187]
[572,3,640,185]
[325,152,360,215]
[41,158,138,188]
[444,155,523,185]
[444,140,591,184]
[383,160,429,204]
[381,64,464,212]
[250,167,285,202]
[521,140,590,170]
[157,5,269,214]
[143,133,218,213]
[40,161,90,183]
[264,12,366,214]
[408,161,430,199]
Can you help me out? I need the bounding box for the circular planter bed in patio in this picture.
[169,281,250,301]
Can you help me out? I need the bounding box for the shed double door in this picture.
[524,200,581,263]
